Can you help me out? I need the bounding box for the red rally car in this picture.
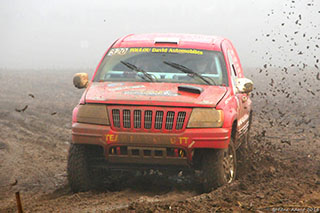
[68,33,253,192]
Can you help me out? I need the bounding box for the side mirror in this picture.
[236,78,253,94]
[73,73,88,89]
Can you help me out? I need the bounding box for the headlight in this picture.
[77,104,110,125]
[187,108,224,128]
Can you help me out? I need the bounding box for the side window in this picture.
[227,50,238,93]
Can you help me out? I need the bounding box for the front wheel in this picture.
[201,138,237,192]
[67,144,106,192]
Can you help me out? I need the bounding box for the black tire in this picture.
[201,138,237,193]
[67,144,105,192]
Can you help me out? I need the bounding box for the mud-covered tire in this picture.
[237,111,253,160]
[201,138,237,193]
[67,144,105,192]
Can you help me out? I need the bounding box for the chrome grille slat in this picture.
[112,109,120,128]
[123,109,131,128]
[144,110,153,129]
[165,111,175,130]
[154,111,164,129]
[176,112,186,130]
[134,110,141,128]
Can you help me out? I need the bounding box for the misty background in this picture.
[0,0,319,70]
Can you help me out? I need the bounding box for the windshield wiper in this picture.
[163,61,212,85]
[120,61,155,82]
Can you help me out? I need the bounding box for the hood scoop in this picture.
[154,37,179,44]
[178,85,203,94]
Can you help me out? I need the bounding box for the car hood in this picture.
[85,82,228,107]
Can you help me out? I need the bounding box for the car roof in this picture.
[112,33,225,51]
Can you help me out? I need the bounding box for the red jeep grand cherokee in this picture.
[68,33,253,192]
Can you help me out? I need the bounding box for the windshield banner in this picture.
[107,48,203,56]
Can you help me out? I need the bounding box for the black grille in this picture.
[133,110,141,128]
[176,112,186,130]
[112,109,120,128]
[123,110,131,128]
[165,111,175,129]
[154,111,164,129]
[111,109,186,131]
[144,110,152,129]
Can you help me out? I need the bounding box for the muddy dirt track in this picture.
[0,68,319,212]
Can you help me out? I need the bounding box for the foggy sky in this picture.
[0,0,319,70]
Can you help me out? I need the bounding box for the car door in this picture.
[222,41,250,144]
[228,44,251,139]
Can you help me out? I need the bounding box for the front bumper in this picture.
[72,123,231,165]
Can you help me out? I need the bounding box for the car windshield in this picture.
[94,47,228,86]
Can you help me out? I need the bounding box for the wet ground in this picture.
[0,68,319,212]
